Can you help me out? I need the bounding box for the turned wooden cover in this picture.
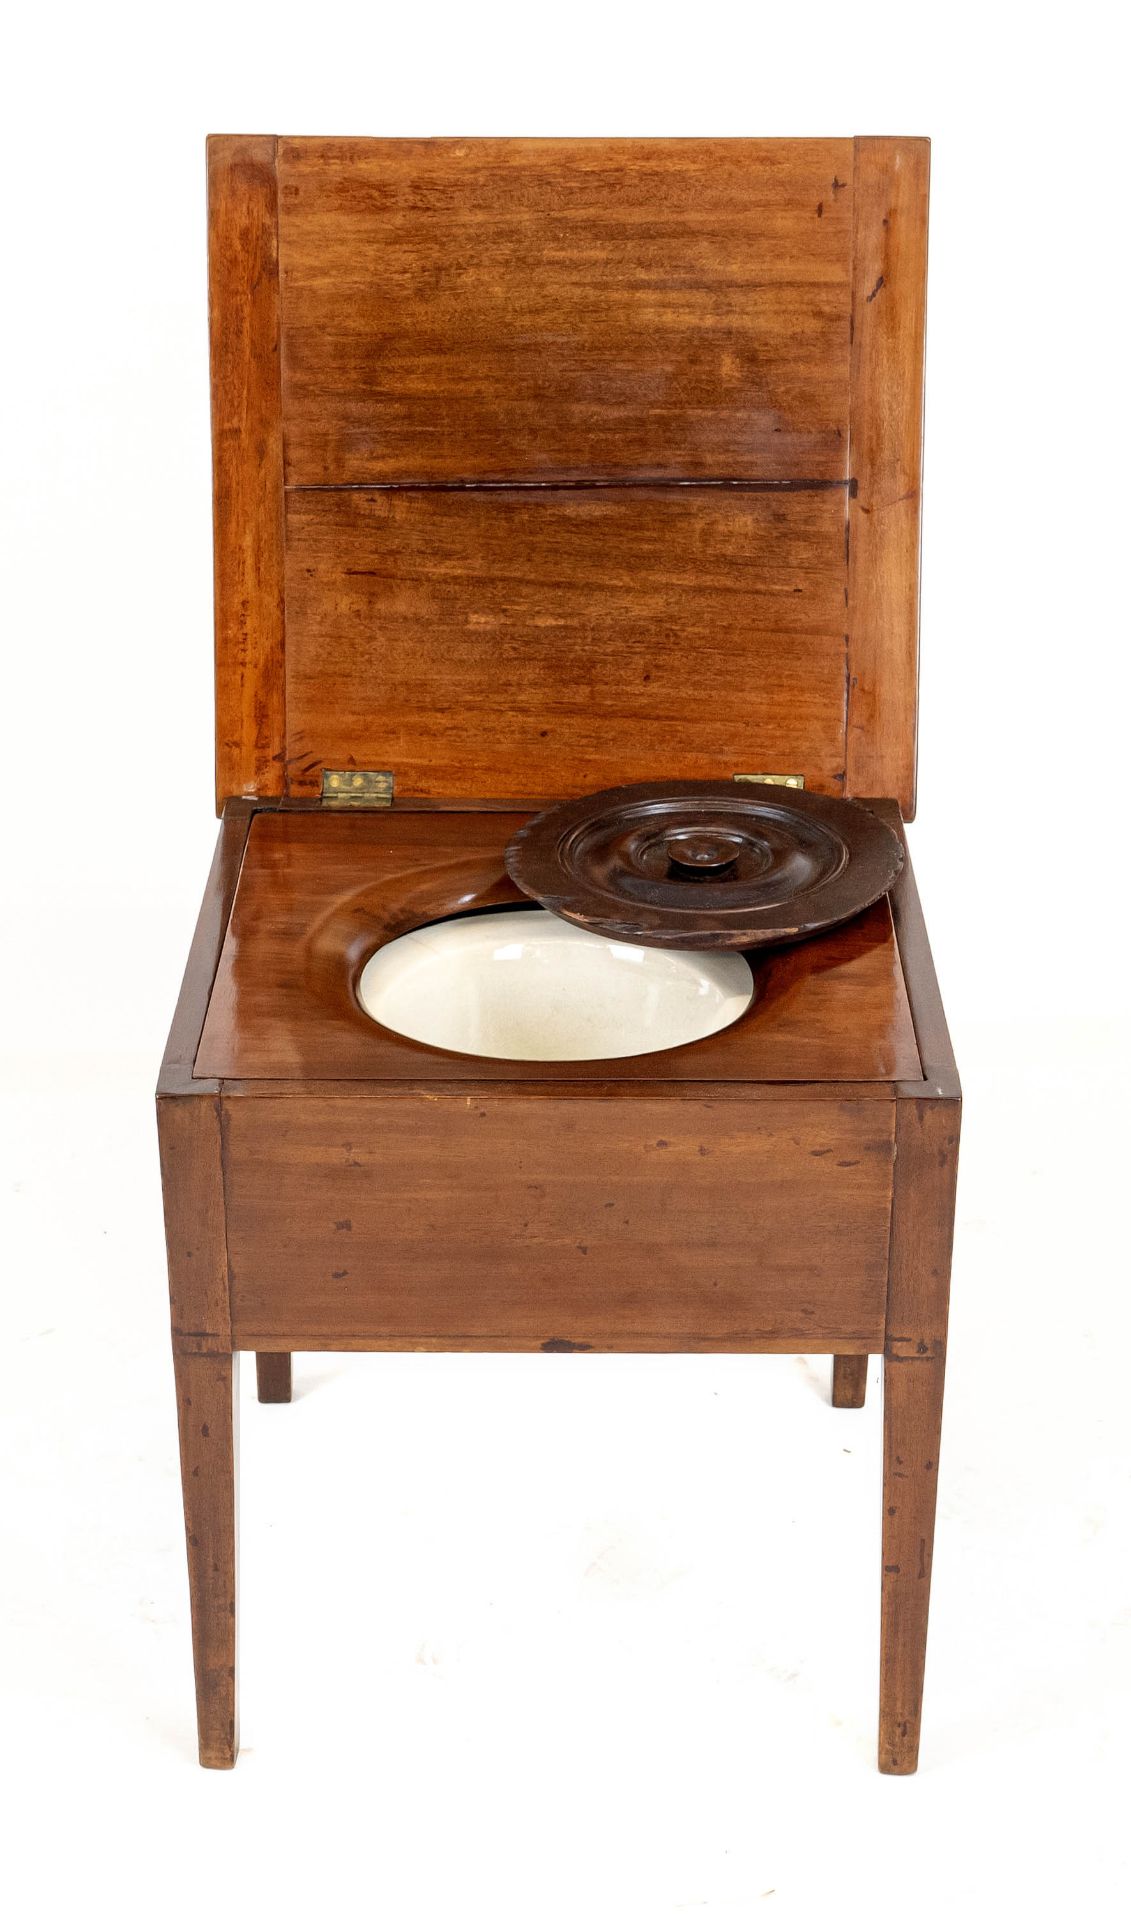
[505,782,905,950]
[209,136,928,816]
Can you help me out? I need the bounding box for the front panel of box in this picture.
[223,1093,894,1351]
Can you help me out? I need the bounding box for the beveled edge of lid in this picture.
[505,780,905,951]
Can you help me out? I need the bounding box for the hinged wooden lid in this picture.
[209,136,928,817]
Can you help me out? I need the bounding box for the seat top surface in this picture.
[195,810,922,1085]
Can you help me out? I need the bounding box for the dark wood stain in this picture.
[832,1353,868,1408]
[255,1352,292,1402]
[506,780,904,950]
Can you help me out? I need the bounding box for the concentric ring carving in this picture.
[505,781,904,950]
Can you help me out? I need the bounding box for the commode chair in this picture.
[159,134,958,1772]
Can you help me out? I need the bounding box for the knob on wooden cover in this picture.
[505,782,904,950]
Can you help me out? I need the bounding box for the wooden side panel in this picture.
[846,138,929,818]
[871,798,959,1095]
[159,802,254,1095]
[223,1095,894,1350]
[283,486,850,800]
[209,136,286,811]
[276,137,854,485]
[158,1091,231,1352]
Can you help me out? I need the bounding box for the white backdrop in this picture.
[2,5,1128,1915]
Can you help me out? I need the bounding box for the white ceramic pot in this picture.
[357,907,754,1062]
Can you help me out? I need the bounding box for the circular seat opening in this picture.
[357,907,754,1062]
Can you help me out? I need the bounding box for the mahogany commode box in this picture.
[159,134,959,1772]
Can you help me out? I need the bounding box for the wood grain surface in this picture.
[173,1349,239,1768]
[207,137,929,814]
[846,137,930,818]
[158,800,254,1096]
[832,1353,868,1408]
[194,808,921,1084]
[158,1092,230,1353]
[873,797,958,1096]
[224,1095,894,1351]
[282,485,850,802]
[157,796,957,1771]
[880,1094,960,1773]
[254,1352,292,1403]
[187,129,943,1772]
[209,138,286,812]
[276,136,854,485]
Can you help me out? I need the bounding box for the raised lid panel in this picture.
[209,135,928,815]
[277,136,854,486]
[283,485,849,802]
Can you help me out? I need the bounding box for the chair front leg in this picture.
[173,1349,240,1768]
[878,1097,959,1774]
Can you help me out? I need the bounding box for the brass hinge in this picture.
[733,772,805,789]
[320,769,394,806]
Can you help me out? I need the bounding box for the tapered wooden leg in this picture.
[832,1354,868,1407]
[256,1352,292,1402]
[879,1098,959,1775]
[173,1349,239,1768]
